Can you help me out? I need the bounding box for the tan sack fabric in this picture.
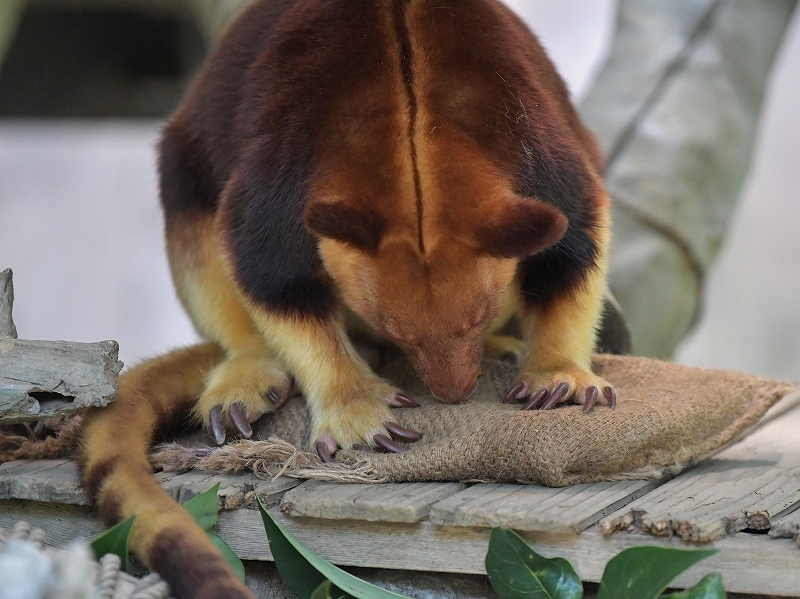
[152,355,795,486]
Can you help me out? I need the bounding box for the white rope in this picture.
[0,522,173,599]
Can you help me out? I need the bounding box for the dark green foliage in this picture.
[182,483,246,581]
[257,493,408,599]
[597,546,718,599]
[485,528,583,599]
[664,573,726,599]
[90,514,135,571]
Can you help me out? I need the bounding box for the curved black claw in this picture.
[541,382,571,410]
[603,386,617,410]
[581,386,599,413]
[266,386,284,406]
[229,404,253,438]
[503,381,530,404]
[209,406,226,445]
[352,443,373,452]
[373,434,408,454]
[520,388,549,411]
[316,440,334,463]
[395,393,421,408]
[384,421,423,442]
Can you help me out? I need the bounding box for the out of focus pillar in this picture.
[580,0,797,357]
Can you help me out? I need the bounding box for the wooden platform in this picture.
[1,393,799,597]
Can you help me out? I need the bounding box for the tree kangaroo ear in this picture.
[477,196,568,258]
[304,201,385,252]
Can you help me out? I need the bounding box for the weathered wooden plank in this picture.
[156,470,221,503]
[0,338,123,424]
[155,469,300,510]
[217,509,800,596]
[281,481,465,523]
[252,478,303,510]
[428,479,662,534]
[602,405,800,541]
[0,501,106,547]
[0,459,82,502]
[0,458,299,513]
[4,498,799,596]
[0,460,35,495]
[4,460,87,505]
[770,507,800,547]
[1,271,124,423]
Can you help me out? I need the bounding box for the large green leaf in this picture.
[209,529,247,582]
[182,483,245,582]
[182,483,221,530]
[597,547,718,599]
[257,494,326,598]
[90,515,135,572]
[485,528,583,599]
[663,573,726,599]
[311,580,354,599]
[257,494,410,599]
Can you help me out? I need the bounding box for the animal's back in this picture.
[162,0,601,220]
[82,3,612,599]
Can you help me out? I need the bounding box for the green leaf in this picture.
[182,483,220,531]
[182,483,245,582]
[90,515,135,572]
[485,528,583,599]
[257,494,410,599]
[597,547,718,599]
[257,495,326,598]
[209,530,246,582]
[311,580,354,599]
[663,573,726,599]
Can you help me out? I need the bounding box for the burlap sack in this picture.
[154,355,795,486]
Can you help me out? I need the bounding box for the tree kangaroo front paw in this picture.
[193,349,292,444]
[309,378,422,463]
[503,366,616,413]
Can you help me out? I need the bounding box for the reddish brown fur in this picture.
[81,2,613,597]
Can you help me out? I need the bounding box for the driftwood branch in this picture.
[0,269,123,424]
[0,269,17,339]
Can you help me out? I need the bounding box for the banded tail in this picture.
[79,343,256,599]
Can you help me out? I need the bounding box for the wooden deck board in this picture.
[257,512,800,596]
[770,508,800,545]
[3,499,798,596]
[428,479,663,533]
[1,403,799,594]
[601,404,800,541]
[282,480,465,523]
[0,459,88,505]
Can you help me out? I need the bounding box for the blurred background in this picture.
[0,0,797,381]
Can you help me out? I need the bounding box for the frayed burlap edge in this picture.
[151,436,389,483]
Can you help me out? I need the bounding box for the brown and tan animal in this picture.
[80,1,616,597]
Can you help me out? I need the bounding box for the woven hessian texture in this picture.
[233,354,794,486]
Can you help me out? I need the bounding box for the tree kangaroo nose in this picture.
[429,373,479,404]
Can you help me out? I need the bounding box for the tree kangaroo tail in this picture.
[79,343,256,599]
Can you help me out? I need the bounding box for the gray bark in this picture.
[580,0,798,357]
[0,339,123,424]
[0,269,17,339]
[0,270,123,424]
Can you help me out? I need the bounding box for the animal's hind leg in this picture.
[166,213,292,443]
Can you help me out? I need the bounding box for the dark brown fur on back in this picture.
[159,0,605,319]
